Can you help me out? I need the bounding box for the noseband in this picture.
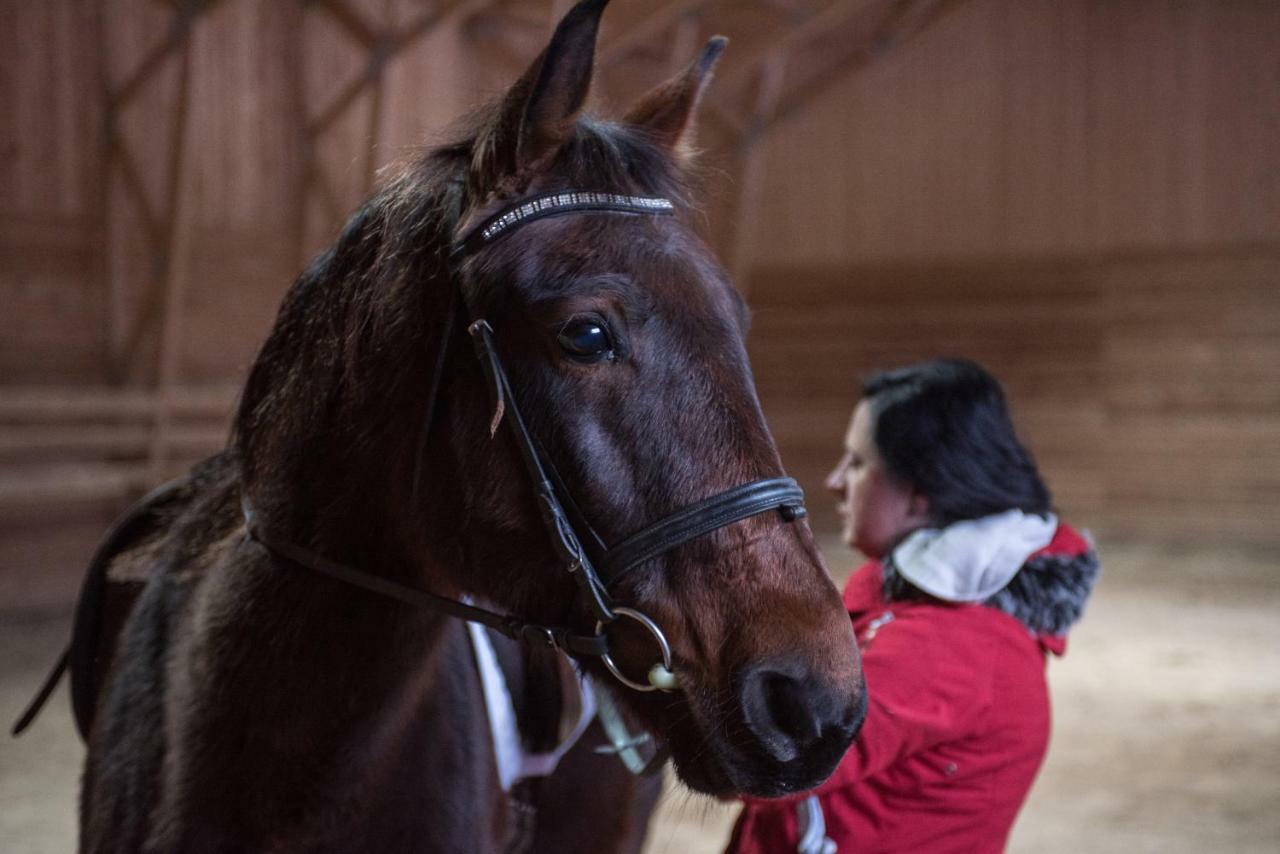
[246,189,807,694]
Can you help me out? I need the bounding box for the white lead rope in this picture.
[797,795,837,854]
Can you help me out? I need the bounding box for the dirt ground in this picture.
[3,539,1278,853]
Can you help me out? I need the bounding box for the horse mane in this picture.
[232,112,695,542]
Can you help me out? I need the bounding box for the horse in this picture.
[34,1,866,850]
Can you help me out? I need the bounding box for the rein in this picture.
[247,189,808,694]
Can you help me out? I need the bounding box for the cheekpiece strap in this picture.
[453,191,675,259]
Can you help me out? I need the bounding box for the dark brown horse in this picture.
[51,1,865,851]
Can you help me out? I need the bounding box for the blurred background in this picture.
[2,1,1277,852]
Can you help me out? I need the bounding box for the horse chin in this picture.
[663,699,861,799]
[669,739,851,800]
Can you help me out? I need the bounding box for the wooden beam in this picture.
[599,0,709,70]
[113,276,167,385]
[395,0,492,50]
[315,0,380,50]
[306,2,490,136]
[301,0,495,237]
[730,51,788,291]
[768,0,964,129]
[106,128,166,251]
[0,387,239,421]
[102,0,220,378]
[108,0,223,109]
[710,0,867,108]
[106,125,170,378]
[283,1,310,270]
[0,425,226,459]
[92,0,113,374]
[704,0,967,270]
[306,162,346,232]
[708,0,967,136]
[307,66,378,136]
[147,40,196,483]
[0,463,153,511]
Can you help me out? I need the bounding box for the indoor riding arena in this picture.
[3,2,1277,852]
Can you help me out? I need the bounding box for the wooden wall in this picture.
[743,0,1280,548]
[1,3,105,384]
[0,1,519,552]
[749,249,1280,547]
[1,0,1277,601]
[752,0,1280,264]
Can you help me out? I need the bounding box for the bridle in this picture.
[245,189,808,694]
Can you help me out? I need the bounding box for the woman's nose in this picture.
[825,465,844,496]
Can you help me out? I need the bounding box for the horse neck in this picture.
[237,217,470,589]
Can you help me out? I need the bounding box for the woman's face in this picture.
[825,400,929,558]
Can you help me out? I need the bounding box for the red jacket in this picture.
[727,524,1095,854]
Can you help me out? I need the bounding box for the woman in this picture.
[727,359,1100,854]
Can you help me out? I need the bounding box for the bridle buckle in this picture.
[521,625,557,648]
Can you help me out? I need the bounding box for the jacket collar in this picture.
[882,521,1100,640]
[889,510,1059,603]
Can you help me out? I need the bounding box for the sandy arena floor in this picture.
[3,540,1278,853]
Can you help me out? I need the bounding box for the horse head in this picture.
[442,0,865,797]
[236,0,864,799]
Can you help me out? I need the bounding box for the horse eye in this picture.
[557,318,615,362]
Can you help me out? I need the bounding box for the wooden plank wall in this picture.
[743,0,1280,548]
[749,249,1280,548]
[0,0,514,389]
[751,0,1280,265]
[0,3,105,384]
[0,0,1276,600]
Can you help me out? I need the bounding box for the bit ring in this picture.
[596,607,676,693]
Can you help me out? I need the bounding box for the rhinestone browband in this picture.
[454,191,675,259]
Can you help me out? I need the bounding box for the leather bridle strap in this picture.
[243,507,608,658]
[454,191,811,642]
[464,318,808,596]
[468,318,616,624]
[598,477,805,585]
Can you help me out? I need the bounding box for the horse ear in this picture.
[471,0,609,195]
[623,36,727,162]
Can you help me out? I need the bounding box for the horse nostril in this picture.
[740,667,830,764]
[766,672,823,746]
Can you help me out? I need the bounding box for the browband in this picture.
[453,191,675,259]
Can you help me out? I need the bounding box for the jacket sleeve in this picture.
[808,606,995,797]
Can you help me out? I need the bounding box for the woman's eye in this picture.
[557,318,615,362]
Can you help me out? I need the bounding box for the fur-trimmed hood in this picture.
[883,522,1100,644]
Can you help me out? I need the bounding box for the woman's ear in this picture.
[908,490,932,526]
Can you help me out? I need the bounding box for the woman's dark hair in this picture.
[862,358,1051,525]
